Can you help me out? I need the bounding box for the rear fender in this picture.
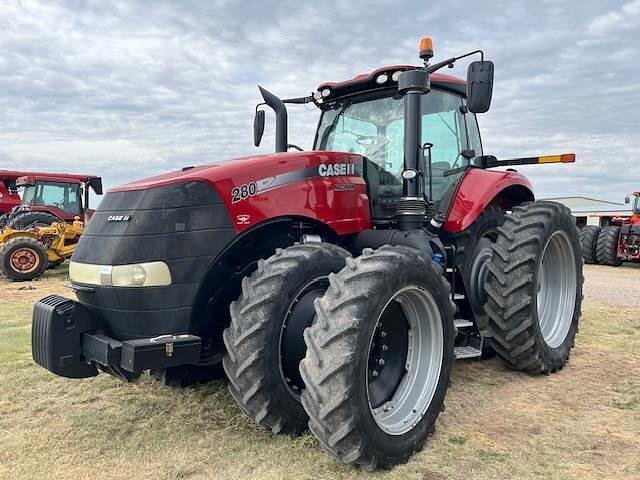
[443,169,534,233]
[0,229,39,243]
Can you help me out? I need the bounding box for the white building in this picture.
[542,197,632,227]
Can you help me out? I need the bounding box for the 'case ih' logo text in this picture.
[318,163,355,177]
[107,215,132,222]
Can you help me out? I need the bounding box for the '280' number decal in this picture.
[231,182,257,203]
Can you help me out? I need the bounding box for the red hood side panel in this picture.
[111,151,371,236]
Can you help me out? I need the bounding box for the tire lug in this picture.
[378,358,385,366]
[380,331,387,338]
[372,370,379,377]
[382,344,388,351]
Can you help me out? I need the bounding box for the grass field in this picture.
[1,264,639,480]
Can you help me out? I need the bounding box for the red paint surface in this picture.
[443,169,534,233]
[318,65,465,89]
[0,182,21,214]
[0,170,99,184]
[112,151,371,235]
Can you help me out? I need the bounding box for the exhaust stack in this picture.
[258,86,288,153]
[395,38,432,231]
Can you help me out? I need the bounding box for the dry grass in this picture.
[1,264,639,480]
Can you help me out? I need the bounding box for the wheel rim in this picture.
[366,286,443,435]
[537,231,577,348]
[279,277,328,398]
[10,248,40,274]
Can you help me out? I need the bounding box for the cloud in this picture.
[0,0,637,204]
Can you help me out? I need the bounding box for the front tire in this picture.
[222,242,350,435]
[595,226,622,266]
[300,246,455,469]
[0,237,49,281]
[485,201,583,374]
[579,226,600,264]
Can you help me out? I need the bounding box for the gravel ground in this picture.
[583,263,639,304]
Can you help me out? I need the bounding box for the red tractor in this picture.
[0,170,102,229]
[581,192,640,266]
[31,38,583,469]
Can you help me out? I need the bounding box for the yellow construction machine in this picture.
[0,218,84,281]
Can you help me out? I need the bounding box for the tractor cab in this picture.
[624,192,640,221]
[16,174,102,222]
[312,67,482,220]
[0,171,102,229]
[629,192,640,221]
[18,176,84,217]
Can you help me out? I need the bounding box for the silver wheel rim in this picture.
[366,286,443,435]
[537,231,577,348]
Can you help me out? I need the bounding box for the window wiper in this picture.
[318,99,352,150]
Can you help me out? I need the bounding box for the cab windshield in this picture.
[314,88,481,218]
[22,181,82,214]
[635,196,640,215]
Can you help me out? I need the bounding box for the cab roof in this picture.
[316,65,466,104]
[0,170,103,194]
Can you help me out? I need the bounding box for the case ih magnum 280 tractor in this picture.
[580,192,640,266]
[32,39,583,469]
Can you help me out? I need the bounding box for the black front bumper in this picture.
[32,295,202,380]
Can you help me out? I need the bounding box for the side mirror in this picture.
[254,109,265,147]
[625,196,631,204]
[466,61,494,113]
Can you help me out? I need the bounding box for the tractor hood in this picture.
[69,149,367,340]
[110,150,360,194]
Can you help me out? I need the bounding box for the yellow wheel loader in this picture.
[0,218,84,281]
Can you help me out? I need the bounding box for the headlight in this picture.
[376,73,388,84]
[70,261,172,287]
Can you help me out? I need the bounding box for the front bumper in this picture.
[32,295,201,380]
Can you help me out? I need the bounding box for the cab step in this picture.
[454,345,482,359]
[453,319,474,328]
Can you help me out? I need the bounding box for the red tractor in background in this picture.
[31,38,583,469]
[0,170,102,229]
[580,192,640,266]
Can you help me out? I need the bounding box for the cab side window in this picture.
[465,111,483,164]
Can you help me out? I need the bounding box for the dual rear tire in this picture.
[578,225,622,266]
[485,202,583,373]
[222,243,455,468]
[579,225,600,264]
[595,226,622,266]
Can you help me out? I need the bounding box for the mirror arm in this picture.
[427,50,484,74]
[283,95,313,104]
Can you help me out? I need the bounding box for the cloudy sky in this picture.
[1,0,638,204]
